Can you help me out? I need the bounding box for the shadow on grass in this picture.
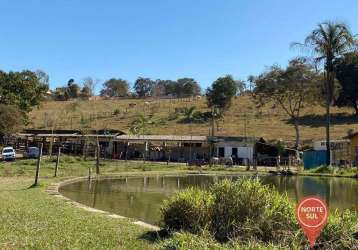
[177,118,208,124]
[138,229,170,243]
[28,183,44,189]
[286,112,358,128]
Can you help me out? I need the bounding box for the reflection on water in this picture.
[59,175,358,225]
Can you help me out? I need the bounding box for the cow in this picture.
[210,157,219,166]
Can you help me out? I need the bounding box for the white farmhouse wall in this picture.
[216,146,253,162]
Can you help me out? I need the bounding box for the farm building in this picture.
[112,135,209,162]
[9,129,257,164]
[208,136,256,164]
[343,131,358,164]
[303,139,351,169]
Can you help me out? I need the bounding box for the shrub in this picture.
[113,109,120,115]
[192,111,212,123]
[209,179,297,243]
[317,210,358,250]
[167,112,179,121]
[161,188,213,234]
[161,179,358,249]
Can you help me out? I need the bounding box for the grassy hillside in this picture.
[28,95,358,144]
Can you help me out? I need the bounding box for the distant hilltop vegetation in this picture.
[28,95,358,144]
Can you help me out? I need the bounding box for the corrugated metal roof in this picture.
[16,133,115,138]
[15,133,256,143]
[115,135,208,142]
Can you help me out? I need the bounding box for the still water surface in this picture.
[59,174,358,225]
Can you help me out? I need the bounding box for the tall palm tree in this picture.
[295,21,357,165]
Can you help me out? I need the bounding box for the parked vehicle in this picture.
[24,147,40,159]
[2,147,16,161]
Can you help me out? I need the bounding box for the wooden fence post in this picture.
[54,147,61,177]
[34,143,43,186]
[88,166,92,180]
[96,141,100,175]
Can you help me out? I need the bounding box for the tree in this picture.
[206,75,237,136]
[335,52,358,115]
[66,79,80,99]
[129,115,153,135]
[235,80,246,96]
[134,77,154,98]
[152,79,176,97]
[247,75,256,92]
[100,78,129,97]
[82,77,99,97]
[253,59,318,148]
[80,86,92,99]
[295,21,357,165]
[175,78,201,98]
[0,105,23,142]
[53,87,69,101]
[163,80,177,96]
[35,70,50,86]
[206,75,237,113]
[0,70,48,114]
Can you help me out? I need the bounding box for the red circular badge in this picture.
[296,196,328,249]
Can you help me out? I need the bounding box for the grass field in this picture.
[28,95,358,144]
[0,178,154,249]
[0,157,262,249]
[0,158,191,250]
[0,157,356,249]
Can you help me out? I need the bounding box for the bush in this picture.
[318,210,358,250]
[161,188,213,234]
[192,111,212,123]
[167,112,179,121]
[209,179,297,243]
[161,179,358,248]
[113,109,121,115]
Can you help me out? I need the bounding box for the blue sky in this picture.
[0,0,357,93]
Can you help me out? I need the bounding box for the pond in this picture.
[59,174,358,225]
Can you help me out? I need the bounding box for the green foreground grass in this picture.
[0,177,153,249]
[0,156,357,249]
[0,156,261,250]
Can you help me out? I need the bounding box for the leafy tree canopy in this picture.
[134,77,154,98]
[175,78,201,98]
[100,78,129,97]
[0,104,23,137]
[206,75,237,112]
[253,58,319,148]
[335,52,358,115]
[80,86,92,99]
[0,70,48,113]
[66,79,80,99]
